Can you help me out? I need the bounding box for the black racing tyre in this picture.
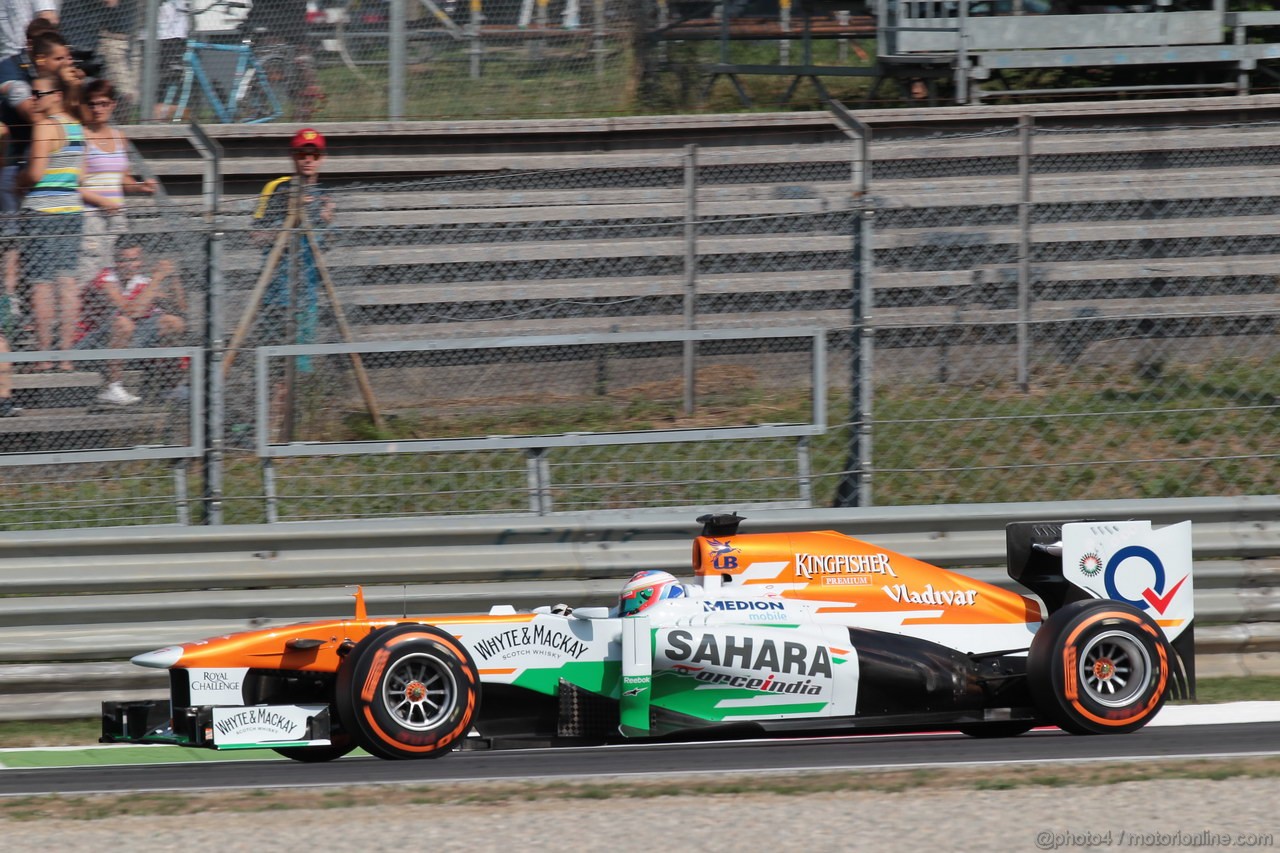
[241,668,357,763]
[334,623,480,760]
[1027,600,1171,735]
[957,721,1036,738]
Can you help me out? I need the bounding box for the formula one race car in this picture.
[101,515,1196,761]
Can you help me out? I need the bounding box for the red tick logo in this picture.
[1141,575,1188,615]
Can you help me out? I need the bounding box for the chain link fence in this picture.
[865,116,1280,505]
[1,114,1277,527]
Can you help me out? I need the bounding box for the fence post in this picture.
[837,9,850,63]
[139,0,159,122]
[281,181,303,441]
[657,0,668,64]
[780,0,792,65]
[828,100,872,507]
[469,0,484,79]
[526,449,550,514]
[533,0,549,60]
[188,123,225,524]
[1017,114,1032,393]
[389,0,407,119]
[683,143,698,416]
[592,0,607,77]
[1235,18,1251,95]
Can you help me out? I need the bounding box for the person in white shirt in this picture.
[74,235,186,405]
[151,0,189,120]
[0,0,56,59]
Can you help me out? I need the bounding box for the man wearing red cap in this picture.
[250,128,335,363]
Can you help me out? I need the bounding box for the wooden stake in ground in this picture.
[220,182,384,434]
[221,212,296,378]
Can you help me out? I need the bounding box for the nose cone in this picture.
[131,646,184,669]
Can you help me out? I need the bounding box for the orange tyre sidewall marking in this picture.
[361,649,390,703]
[1060,610,1168,728]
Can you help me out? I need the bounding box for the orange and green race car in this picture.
[101,514,1195,761]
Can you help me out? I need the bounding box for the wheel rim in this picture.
[1078,630,1151,707]
[381,652,457,730]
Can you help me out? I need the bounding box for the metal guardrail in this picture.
[1,495,1277,719]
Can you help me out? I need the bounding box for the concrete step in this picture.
[0,408,171,436]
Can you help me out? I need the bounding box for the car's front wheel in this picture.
[334,624,480,760]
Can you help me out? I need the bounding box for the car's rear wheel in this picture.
[1027,600,1170,735]
[334,623,480,760]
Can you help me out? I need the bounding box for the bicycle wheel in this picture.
[236,64,283,124]
[263,51,325,122]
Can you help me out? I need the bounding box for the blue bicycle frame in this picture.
[166,39,283,124]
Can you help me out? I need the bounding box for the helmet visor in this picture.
[619,586,654,616]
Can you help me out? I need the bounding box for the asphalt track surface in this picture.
[3,722,1278,797]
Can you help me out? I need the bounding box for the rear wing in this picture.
[1008,519,1195,699]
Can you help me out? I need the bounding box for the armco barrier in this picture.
[1,496,1278,719]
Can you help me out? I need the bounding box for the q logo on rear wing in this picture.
[1061,520,1194,642]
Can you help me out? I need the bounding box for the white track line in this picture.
[1146,701,1280,727]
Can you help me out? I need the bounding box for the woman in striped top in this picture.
[18,74,85,371]
[78,78,157,285]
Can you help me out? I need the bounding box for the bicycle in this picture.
[322,0,459,79]
[253,32,326,121]
[160,1,285,123]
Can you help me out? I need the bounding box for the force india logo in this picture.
[794,552,897,580]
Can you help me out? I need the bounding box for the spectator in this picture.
[0,0,56,60]
[74,233,186,405]
[0,26,73,216]
[60,0,139,106]
[57,0,101,58]
[517,0,579,29]
[18,72,84,372]
[78,78,156,283]
[152,0,188,121]
[0,17,64,171]
[0,332,17,416]
[99,0,140,109]
[251,128,334,370]
[244,0,323,119]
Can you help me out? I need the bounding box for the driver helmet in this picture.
[618,570,684,616]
